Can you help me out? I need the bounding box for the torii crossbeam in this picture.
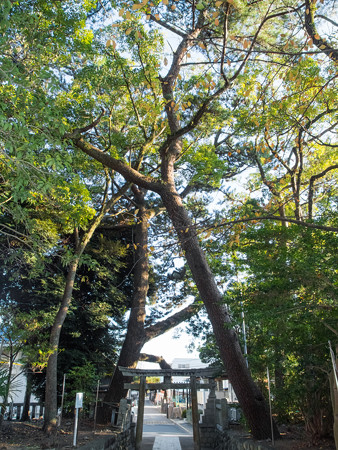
[119,366,225,450]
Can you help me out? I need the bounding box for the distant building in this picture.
[0,350,40,419]
[171,357,208,370]
[170,357,238,407]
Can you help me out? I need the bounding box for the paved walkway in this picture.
[138,400,194,450]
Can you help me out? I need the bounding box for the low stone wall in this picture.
[78,424,135,450]
[216,429,274,450]
[200,423,217,449]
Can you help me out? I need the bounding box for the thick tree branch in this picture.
[69,108,105,134]
[160,13,205,145]
[308,164,338,220]
[64,136,163,193]
[211,215,338,233]
[144,301,202,342]
[139,353,172,369]
[149,14,186,38]
[304,0,338,62]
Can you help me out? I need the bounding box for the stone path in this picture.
[139,400,194,450]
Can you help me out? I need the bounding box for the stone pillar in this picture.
[220,398,229,430]
[130,422,136,449]
[135,375,146,450]
[117,398,128,429]
[190,375,201,450]
[202,380,216,426]
[199,380,220,450]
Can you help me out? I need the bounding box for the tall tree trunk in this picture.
[21,369,33,421]
[72,136,280,438]
[97,187,149,423]
[160,183,280,440]
[42,183,125,433]
[43,260,79,433]
[98,188,201,423]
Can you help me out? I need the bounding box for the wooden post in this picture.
[190,375,200,450]
[135,375,146,450]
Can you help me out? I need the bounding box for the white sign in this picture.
[75,392,83,409]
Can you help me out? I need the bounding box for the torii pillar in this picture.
[135,375,146,450]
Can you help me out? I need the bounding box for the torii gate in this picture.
[119,366,223,450]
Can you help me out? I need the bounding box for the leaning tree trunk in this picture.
[71,135,280,439]
[42,185,124,432]
[160,183,280,440]
[98,187,202,423]
[157,46,279,435]
[43,260,79,433]
[97,187,149,423]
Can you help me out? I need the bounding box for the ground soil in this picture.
[0,420,336,449]
[0,419,115,449]
[229,424,336,449]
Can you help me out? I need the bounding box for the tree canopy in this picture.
[0,0,337,441]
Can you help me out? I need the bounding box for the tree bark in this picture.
[21,369,33,421]
[304,0,338,62]
[139,353,172,369]
[43,259,79,433]
[159,182,280,440]
[97,189,201,422]
[97,187,149,423]
[71,136,280,437]
[42,182,127,432]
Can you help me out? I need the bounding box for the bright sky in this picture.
[140,326,200,367]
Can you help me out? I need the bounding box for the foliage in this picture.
[0,0,337,438]
[0,310,27,425]
[0,366,8,404]
[0,226,132,402]
[198,222,337,436]
[63,362,98,415]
